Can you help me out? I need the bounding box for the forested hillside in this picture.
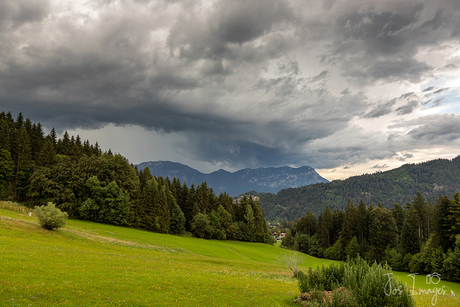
[280,193,460,282]
[0,111,271,243]
[259,157,460,221]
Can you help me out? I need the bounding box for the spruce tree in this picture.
[320,206,333,248]
[401,204,421,255]
[169,199,186,234]
[0,149,13,199]
[341,199,358,245]
[37,138,56,167]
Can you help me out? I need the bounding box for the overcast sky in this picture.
[1,0,460,180]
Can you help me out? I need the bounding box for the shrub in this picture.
[297,256,415,307]
[34,202,68,230]
[280,251,303,277]
[408,253,423,273]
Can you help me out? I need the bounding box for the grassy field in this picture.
[1,201,459,306]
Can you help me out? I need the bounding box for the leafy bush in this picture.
[296,256,415,307]
[34,202,68,230]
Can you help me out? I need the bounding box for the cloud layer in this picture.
[1,0,459,176]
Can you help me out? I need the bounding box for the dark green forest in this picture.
[258,157,460,221]
[0,111,271,243]
[280,193,460,281]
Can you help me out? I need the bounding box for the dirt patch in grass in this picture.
[62,228,163,250]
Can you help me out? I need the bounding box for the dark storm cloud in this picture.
[167,0,294,64]
[1,0,459,172]
[313,0,460,85]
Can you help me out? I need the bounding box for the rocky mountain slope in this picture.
[136,161,329,196]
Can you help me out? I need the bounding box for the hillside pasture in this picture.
[1,202,459,306]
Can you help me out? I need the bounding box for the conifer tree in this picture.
[320,206,333,248]
[341,199,358,245]
[412,192,427,241]
[449,193,460,241]
[356,200,368,244]
[0,118,10,150]
[369,206,396,262]
[169,197,186,234]
[392,203,405,247]
[0,149,13,199]
[401,203,421,255]
[49,127,57,147]
[434,195,454,252]
[15,128,33,200]
[37,138,56,167]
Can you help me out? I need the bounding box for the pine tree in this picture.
[449,193,460,241]
[49,127,57,147]
[412,192,427,241]
[401,203,421,255]
[392,203,405,247]
[320,206,333,248]
[356,200,368,244]
[169,198,186,234]
[15,128,33,200]
[434,195,454,252]
[341,199,358,245]
[369,206,396,262]
[37,138,56,167]
[0,118,10,150]
[0,149,14,199]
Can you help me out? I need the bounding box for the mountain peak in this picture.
[136,161,329,196]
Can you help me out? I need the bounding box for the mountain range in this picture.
[136,161,329,196]
[258,156,460,221]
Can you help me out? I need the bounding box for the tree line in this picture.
[281,192,460,281]
[0,111,272,243]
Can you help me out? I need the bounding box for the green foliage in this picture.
[408,252,423,273]
[324,236,344,261]
[79,176,130,226]
[0,149,13,199]
[369,206,396,262]
[443,235,460,282]
[401,204,421,255]
[297,256,415,307]
[384,247,404,271]
[34,202,68,230]
[281,229,295,249]
[191,213,211,239]
[344,236,359,259]
[169,199,186,234]
[260,157,460,221]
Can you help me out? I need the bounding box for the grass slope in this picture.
[0,203,334,306]
[1,202,459,306]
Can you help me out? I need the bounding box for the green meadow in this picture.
[1,202,459,307]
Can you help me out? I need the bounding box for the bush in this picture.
[297,256,415,307]
[34,202,68,230]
